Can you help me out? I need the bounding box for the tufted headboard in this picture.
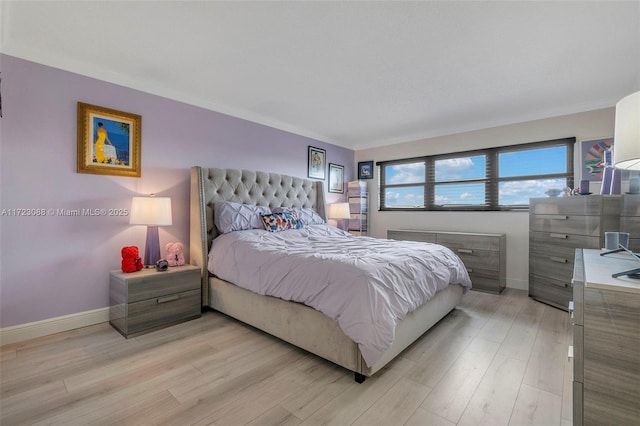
[190,166,327,306]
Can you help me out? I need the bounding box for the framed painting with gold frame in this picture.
[77,102,141,177]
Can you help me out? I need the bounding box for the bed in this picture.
[190,167,471,382]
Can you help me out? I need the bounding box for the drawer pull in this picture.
[549,233,568,239]
[457,249,474,254]
[549,256,568,263]
[157,295,180,304]
[466,268,473,273]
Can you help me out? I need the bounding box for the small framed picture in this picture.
[308,146,326,180]
[329,163,344,193]
[358,161,374,180]
[580,137,613,181]
[77,102,141,177]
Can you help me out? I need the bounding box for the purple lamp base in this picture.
[143,226,161,267]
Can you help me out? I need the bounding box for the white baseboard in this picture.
[0,307,109,347]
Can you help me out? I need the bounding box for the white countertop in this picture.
[582,249,640,294]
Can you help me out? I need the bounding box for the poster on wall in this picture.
[581,137,613,181]
[307,146,326,180]
[77,102,141,177]
[329,163,344,193]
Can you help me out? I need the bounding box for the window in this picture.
[379,138,574,211]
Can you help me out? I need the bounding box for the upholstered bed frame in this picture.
[190,166,463,381]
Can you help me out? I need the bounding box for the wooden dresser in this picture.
[620,194,640,252]
[529,196,621,310]
[387,229,506,294]
[571,249,640,426]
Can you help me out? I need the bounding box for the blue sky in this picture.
[385,146,569,207]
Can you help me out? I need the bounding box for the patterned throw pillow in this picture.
[261,211,303,232]
[271,207,325,226]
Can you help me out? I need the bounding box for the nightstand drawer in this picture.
[127,272,199,303]
[115,289,201,337]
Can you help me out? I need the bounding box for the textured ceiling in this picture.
[2,1,639,150]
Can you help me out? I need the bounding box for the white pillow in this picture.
[214,201,271,234]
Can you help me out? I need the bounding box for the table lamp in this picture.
[328,202,351,230]
[613,90,640,171]
[129,195,172,267]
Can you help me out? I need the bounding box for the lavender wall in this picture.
[0,55,354,327]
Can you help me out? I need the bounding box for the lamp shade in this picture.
[613,91,640,170]
[328,202,351,220]
[129,196,172,226]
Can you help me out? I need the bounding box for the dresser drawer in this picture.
[127,271,200,303]
[573,381,583,426]
[453,249,501,271]
[530,196,618,216]
[529,251,574,282]
[529,274,572,309]
[573,324,584,382]
[621,194,640,216]
[530,215,604,237]
[530,242,581,266]
[468,269,504,294]
[620,216,640,251]
[530,231,599,250]
[436,233,502,251]
[387,230,437,243]
[122,289,201,336]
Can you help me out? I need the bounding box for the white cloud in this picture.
[387,163,425,185]
[499,179,567,204]
[385,191,400,201]
[437,158,474,171]
[460,192,474,199]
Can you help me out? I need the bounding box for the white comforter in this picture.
[208,225,472,366]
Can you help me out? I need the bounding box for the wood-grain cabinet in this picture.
[571,249,640,426]
[528,196,621,310]
[110,265,201,338]
[387,229,506,294]
[621,194,640,252]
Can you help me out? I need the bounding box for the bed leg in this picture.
[354,372,366,383]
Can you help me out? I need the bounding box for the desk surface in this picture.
[581,249,640,294]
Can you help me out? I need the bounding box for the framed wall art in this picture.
[308,146,326,180]
[581,137,613,181]
[77,102,141,177]
[358,160,374,180]
[329,163,344,193]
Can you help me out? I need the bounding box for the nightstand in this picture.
[109,264,201,338]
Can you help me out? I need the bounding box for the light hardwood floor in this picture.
[1,289,572,426]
